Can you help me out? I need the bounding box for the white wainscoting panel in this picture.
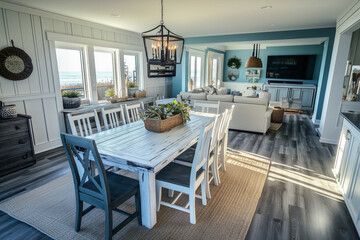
[0,2,172,153]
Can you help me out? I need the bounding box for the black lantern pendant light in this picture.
[142,0,184,66]
[245,44,263,68]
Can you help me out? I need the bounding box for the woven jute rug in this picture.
[0,149,270,240]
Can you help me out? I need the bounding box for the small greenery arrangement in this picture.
[227,57,241,69]
[127,82,138,88]
[141,99,191,123]
[105,88,115,98]
[61,90,81,98]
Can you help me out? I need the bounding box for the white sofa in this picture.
[177,92,273,134]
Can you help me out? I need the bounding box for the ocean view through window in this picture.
[95,51,115,100]
[56,48,86,98]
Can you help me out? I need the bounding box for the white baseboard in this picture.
[312,119,320,125]
[34,139,62,154]
[319,137,338,145]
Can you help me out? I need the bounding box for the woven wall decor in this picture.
[0,40,33,81]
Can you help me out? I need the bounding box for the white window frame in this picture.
[206,51,224,88]
[93,47,121,103]
[49,33,144,110]
[55,43,89,101]
[123,51,140,84]
[188,49,205,91]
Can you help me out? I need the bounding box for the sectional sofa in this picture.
[177,91,273,135]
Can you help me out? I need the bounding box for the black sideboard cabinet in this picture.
[0,114,36,177]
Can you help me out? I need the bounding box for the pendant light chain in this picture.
[160,0,164,25]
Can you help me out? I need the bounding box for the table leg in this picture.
[139,169,157,228]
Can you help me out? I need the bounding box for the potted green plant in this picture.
[105,88,116,98]
[62,90,81,109]
[127,82,138,97]
[141,100,191,133]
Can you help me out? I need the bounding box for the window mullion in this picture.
[86,46,98,104]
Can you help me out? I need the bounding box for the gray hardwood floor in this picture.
[0,113,358,240]
[243,114,359,240]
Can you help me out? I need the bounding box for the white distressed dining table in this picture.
[86,113,216,229]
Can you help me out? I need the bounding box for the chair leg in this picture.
[75,200,83,232]
[205,164,211,199]
[202,178,208,204]
[212,159,219,186]
[189,191,196,224]
[135,191,142,225]
[105,208,113,240]
[168,189,174,198]
[156,184,162,212]
[221,136,227,171]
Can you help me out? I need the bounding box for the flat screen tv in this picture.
[266,55,316,80]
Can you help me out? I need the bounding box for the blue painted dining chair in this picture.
[61,133,141,240]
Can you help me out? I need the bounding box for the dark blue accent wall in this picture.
[224,45,324,85]
[171,28,336,121]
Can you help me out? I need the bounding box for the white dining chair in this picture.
[124,102,144,123]
[174,112,225,199]
[218,105,235,173]
[67,110,101,137]
[193,100,220,114]
[156,122,214,224]
[101,106,126,130]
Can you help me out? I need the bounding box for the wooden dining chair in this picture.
[156,122,214,224]
[174,112,225,199]
[124,102,144,123]
[101,106,126,130]
[218,105,235,173]
[193,100,220,114]
[67,110,101,137]
[61,133,141,240]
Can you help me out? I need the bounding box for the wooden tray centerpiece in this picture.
[141,100,191,133]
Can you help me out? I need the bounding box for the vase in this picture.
[128,87,138,97]
[62,97,81,109]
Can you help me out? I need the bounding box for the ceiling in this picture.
[1,0,356,37]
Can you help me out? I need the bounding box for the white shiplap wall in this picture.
[0,2,171,153]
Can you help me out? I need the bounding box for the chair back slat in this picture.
[211,112,225,150]
[193,100,220,114]
[124,102,144,123]
[61,133,111,204]
[67,110,101,136]
[190,122,214,186]
[101,106,126,130]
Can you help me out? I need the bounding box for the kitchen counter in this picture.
[341,112,360,133]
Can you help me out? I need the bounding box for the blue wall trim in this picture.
[186,28,335,45]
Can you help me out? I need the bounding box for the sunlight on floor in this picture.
[225,148,343,202]
[268,162,343,202]
[226,148,270,175]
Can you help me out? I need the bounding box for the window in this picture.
[94,51,115,100]
[55,42,142,105]
[124,54,137,85]
[206,52,224,88]
[56,48,86,99]
[188,53,203,91]
[211,58,218,86]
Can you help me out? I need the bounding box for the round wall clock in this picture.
[0,41,33,81]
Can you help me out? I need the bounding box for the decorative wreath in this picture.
[0,40,33,81]
[227,57,241,69]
